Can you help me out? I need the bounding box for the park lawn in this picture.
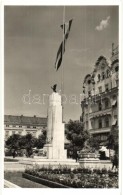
[4,171,48,188]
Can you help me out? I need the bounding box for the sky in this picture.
[4,6,119,122]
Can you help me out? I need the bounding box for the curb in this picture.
[4,180,21,188]
[22,173,69,188]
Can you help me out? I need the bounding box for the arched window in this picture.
[105,99,109,109]
[106,69,110,78]
[88,91,91,97]
[99,119,102,128]
[88,80,91,84]
[98,102,102,111]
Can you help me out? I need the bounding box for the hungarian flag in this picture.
[55,19,73,71]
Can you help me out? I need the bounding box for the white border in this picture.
[0,1,4,195]
[1,0,121,6]
[1,1,122,195]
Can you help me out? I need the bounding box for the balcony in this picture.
[89,127,111,134]
[89,107,112,119]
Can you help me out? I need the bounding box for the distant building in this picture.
[81,44,118,143]
[4,115,47,140]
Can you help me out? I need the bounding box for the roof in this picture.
[4,115,47,126]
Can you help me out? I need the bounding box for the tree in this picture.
[21,133,37,157]
[65,120,89,152]
[35,129,47,149]
[88,135,101,151]
[6,134,22,150]
[107,128,118,154]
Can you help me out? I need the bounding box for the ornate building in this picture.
[4,115,47,140]
[81,44,118,143]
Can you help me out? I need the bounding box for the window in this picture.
[106,69,110,78]
[12,131,15,135]
[102,72,105,80]
[98,102,102,111]
[105,99,109,109]
[98,86,102,93]
[27,125,30,128]
[116,79,118,86]
[5,131,9,137]
[88,80,91,84]
[105,117,109,127]
[19,125,22,128]
[88,91,91,97]
[86,121,88,130]
[115,66,118,72]
[33,132,36,137]
[99,119,102,128]
[91,121,94,129]
[33,126,36,129]
[12,125,16,127]
[100,134,107,141]
[98,74,101,82]
[113,95,116,100]
[105,84,109,92]
[6,125,9,127]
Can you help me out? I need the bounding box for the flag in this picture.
[60,19,73,52]
[55,19,73,71]
[61,19,73,40]
[55,42,63,71]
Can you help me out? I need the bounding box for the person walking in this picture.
[112,154,118,171]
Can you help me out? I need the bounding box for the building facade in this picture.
[4,115,47,140]
[81,44,118,143]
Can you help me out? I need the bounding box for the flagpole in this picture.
[61,6,65,123]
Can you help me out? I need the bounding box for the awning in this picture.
[112,118,117,126]
[112,99,117,106]
[99,146,107,152]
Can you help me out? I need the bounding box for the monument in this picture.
[43,91,67,159]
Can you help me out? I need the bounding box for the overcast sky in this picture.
[4,6,118,122]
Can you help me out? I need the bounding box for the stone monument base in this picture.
[78,152,112,169]
[19,157,79,167]
[79,159,112,169]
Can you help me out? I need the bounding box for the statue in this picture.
[51,84,57,92]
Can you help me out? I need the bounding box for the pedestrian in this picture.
[12,150,15,158]
[112,154,118,171]
[75,150,78,162]
[69,150,72,158]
